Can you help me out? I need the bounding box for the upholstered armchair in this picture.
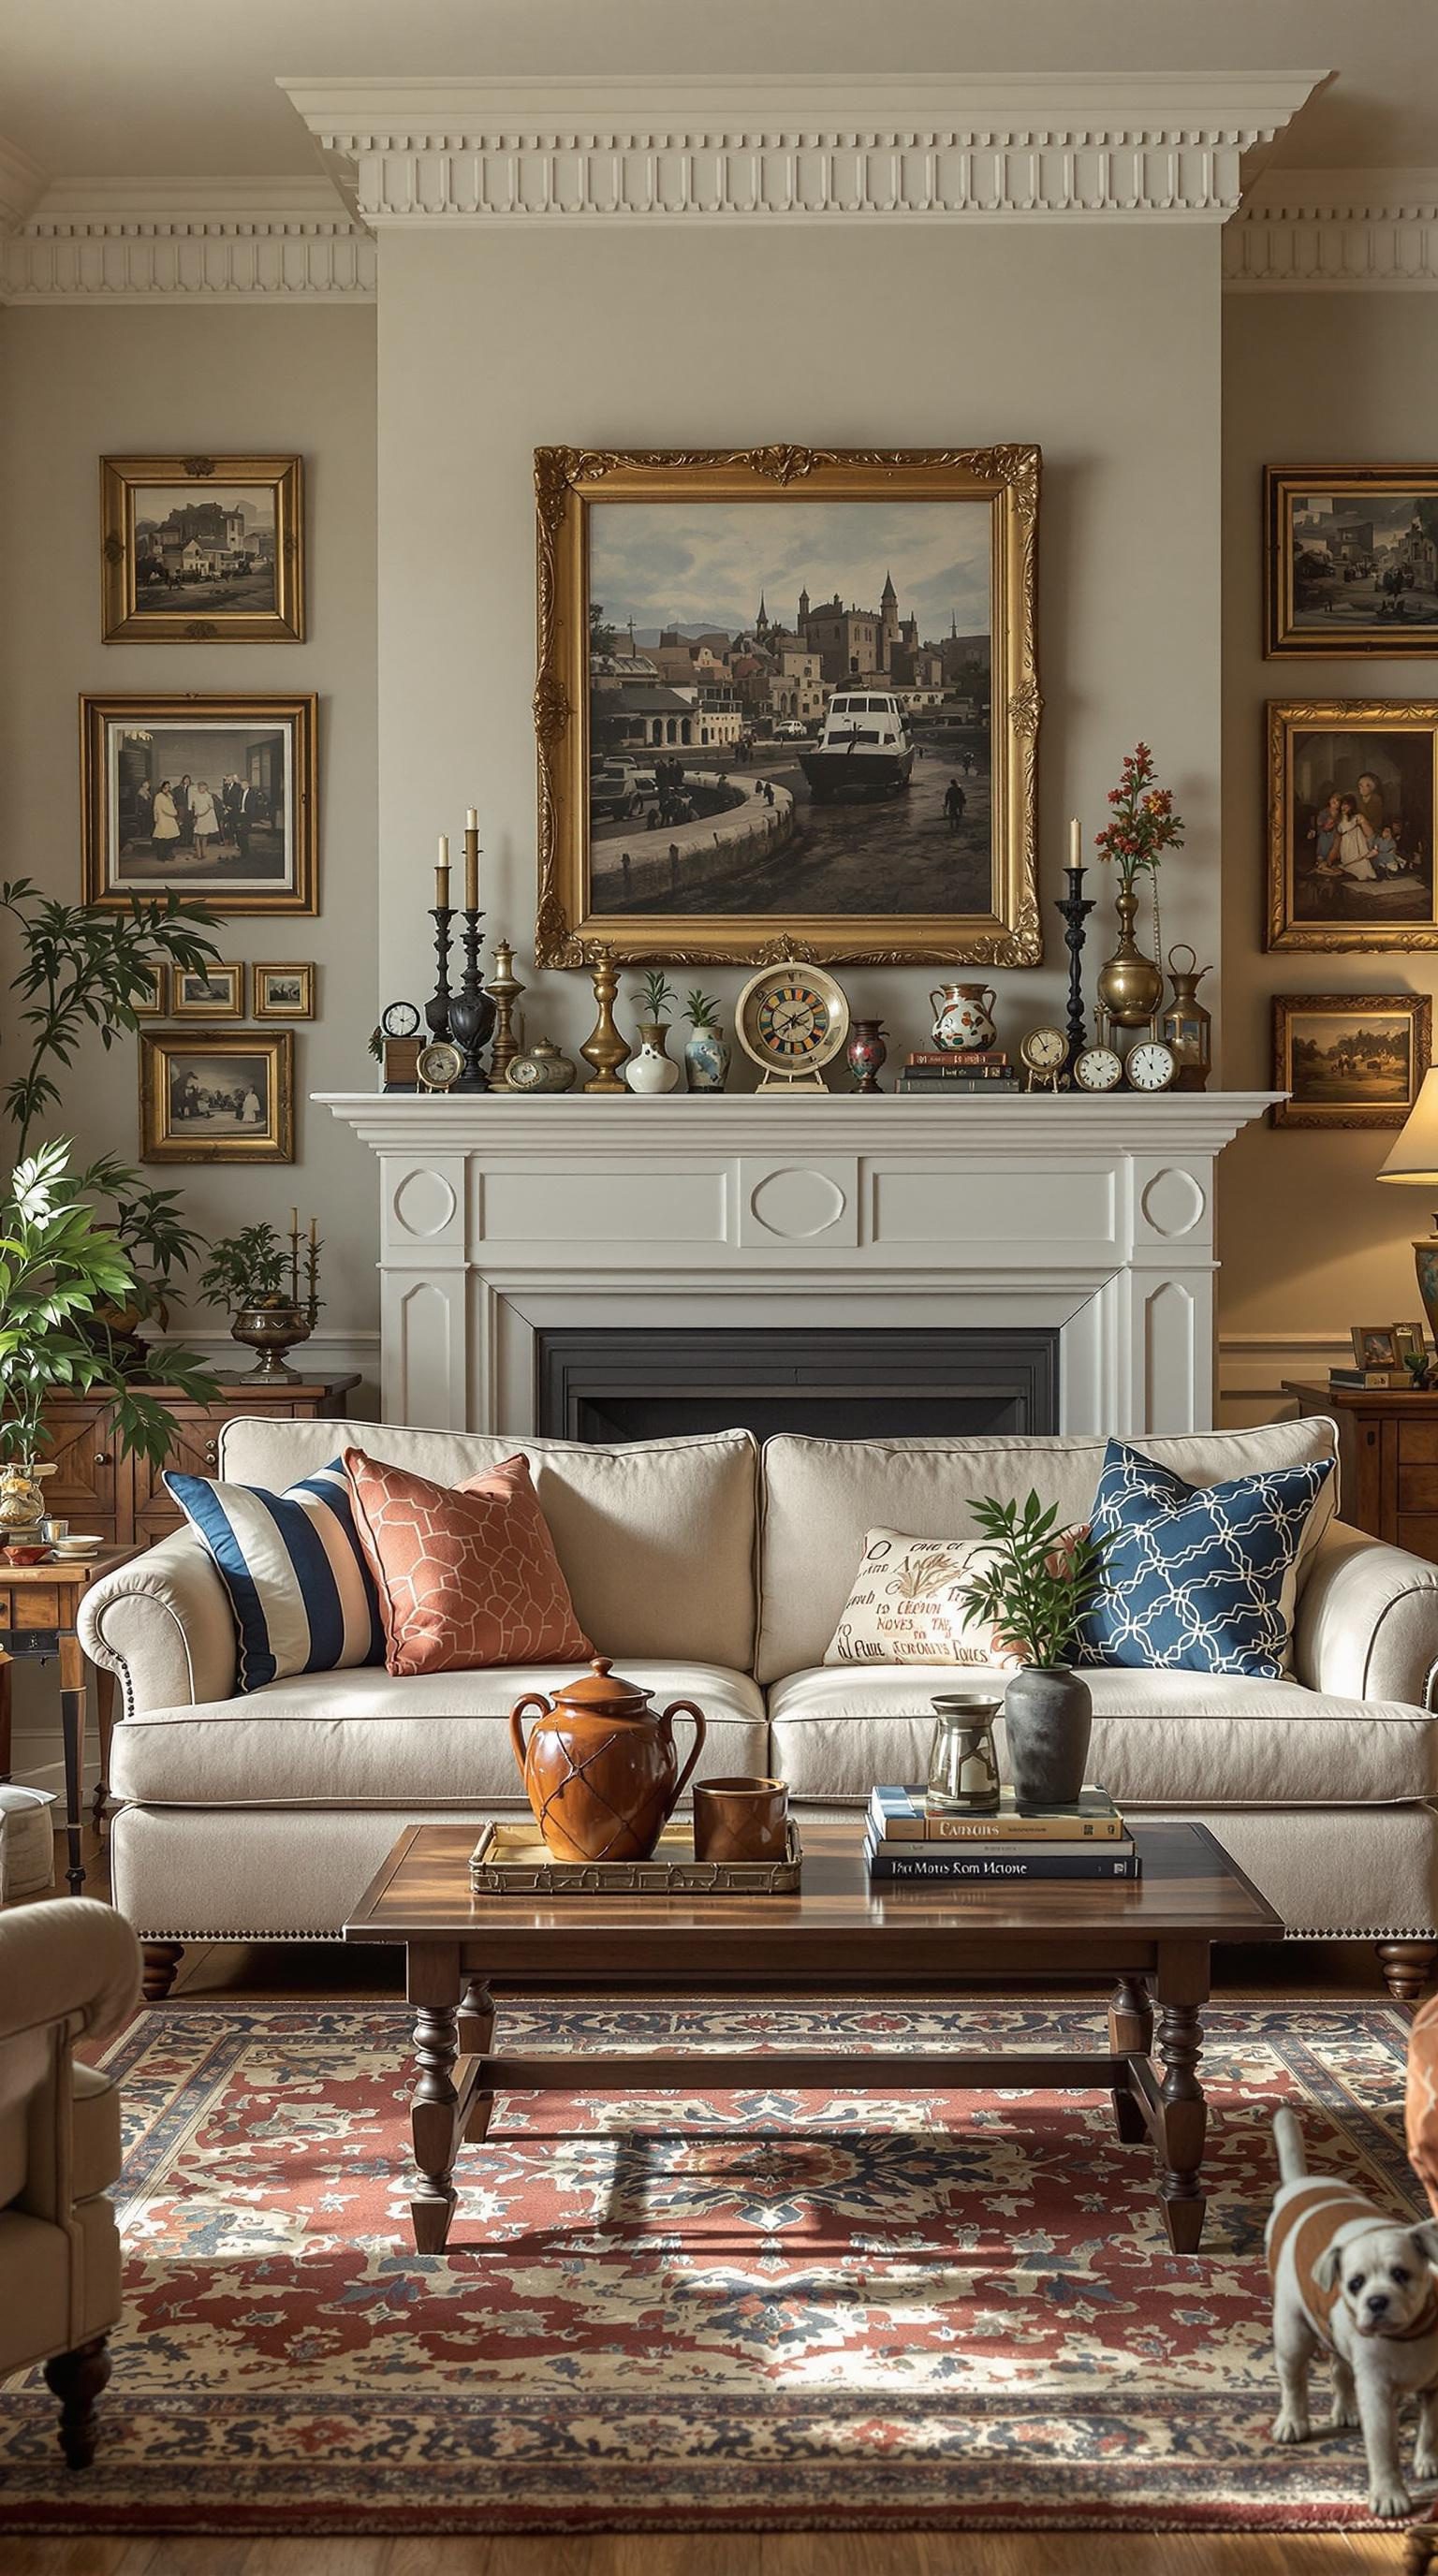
[0,1896,140,2465]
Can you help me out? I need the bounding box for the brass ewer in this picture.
[1095,883,1165,1033]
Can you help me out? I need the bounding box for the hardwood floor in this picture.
[5,1830,1427,2570]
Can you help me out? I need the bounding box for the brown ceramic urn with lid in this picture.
[509,1657,708,1862]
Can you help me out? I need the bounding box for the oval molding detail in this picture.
[392,1167,458,1239]
[1140,1166,1206,1241]
[748,1166,847,1240]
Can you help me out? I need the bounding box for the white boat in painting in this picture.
[799,691,915,800]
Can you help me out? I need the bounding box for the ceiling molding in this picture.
[277,71,1328,225]
[2,176,374,302]
[0,133,47,230]
[1225,166,1438,287]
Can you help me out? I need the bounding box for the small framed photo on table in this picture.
[253,962,315,1019]
[1351,1325,1401,1370]
[139,1029,294,1164]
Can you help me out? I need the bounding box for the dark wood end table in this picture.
[345,1818,1283,2259]
[0,1544,144,1892]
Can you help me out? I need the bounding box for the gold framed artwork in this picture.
[130,960,168,1018]
[139,1029,294,1164]
[1266,700,1438,952]
[100,454,304,644]
[169,962,244,1019]
[533,444,1041,967]
[1270,990,1431,1129]
[81,693,317,915]
[253,962,315,1019]
[1265,468,1438,658]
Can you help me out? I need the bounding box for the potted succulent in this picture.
[624,969,680,1094]
[954,1491,1111,1807]
[682,988,730,1093]
[198,1222,322,1379]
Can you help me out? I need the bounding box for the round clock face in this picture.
[381,1000,421,1039]
[1074,1046,1123,1093]
[506,1055,544,1090]
[1126,1040,1178,1092]
[416,1040,462,1090]
[1020,1026,1066,1074]
[736,966,850,1075]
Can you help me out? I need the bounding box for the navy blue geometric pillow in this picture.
[1072,1438,1334,1679]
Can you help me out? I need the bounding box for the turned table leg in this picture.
[57,1633,86,1895]
[92,1667,115,1835]
[460,1976,496,2144]
[1153,1942,1210,2254]
[43,2334,111,2470]
[1108,1974,1152,2144]
[142,1943,183,2001]
[1380,1942,1437,2007]
[407,1941,476,2253]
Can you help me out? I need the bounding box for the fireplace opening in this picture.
[536,1327,1059,1444]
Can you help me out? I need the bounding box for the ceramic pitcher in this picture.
[930,983,998,1051]
[509,1656,707,1861]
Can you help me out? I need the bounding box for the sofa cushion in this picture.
[756,1422,1341,1683]
[217,1422,758,1673]
[165,1456,384,1691]
[823,1530,1017,1667]
[345,1449,592,1675]
[110,1661,765,1808]
[767,1662,1437,1808]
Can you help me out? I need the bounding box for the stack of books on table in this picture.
[896,1048,1019,1096]
[863,1784,1141,1881]
[1328,1366,1415,1391]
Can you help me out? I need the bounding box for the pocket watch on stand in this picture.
[1019,1026,1067,1091]
[735,964,850,1092]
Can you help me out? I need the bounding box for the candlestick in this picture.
[448,906,496,1091]
[465,809,478,830]
[486,936,524,1090]
[425,905,455,1041]
[434,865,449,906]
[1068,815,1080,871]
[1055,861,1095,1083]
[437,833,449,865]
[463,821,480,913]
[580,946,630,1093]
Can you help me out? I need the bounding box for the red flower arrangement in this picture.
[1093,743,1185,890]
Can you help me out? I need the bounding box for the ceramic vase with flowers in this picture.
[682,988,730,1093]
[954,1490,1111,1808]
[1093,744,1185,1032]
[624,969,681,1095]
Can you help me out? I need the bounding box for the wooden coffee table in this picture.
[345,1818,1281,2258]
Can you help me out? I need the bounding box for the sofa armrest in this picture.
[0,1898,141,2051]
[78,1530,235,1716]
[1294,1515,1438,1709]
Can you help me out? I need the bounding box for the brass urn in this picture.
[1095,883,1165,1030]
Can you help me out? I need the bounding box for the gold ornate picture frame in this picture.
[533,445,1040,967]
[139,1028,294,1164]
[1265,467,1438,658]
[1270,989,1431,1128]
[101,454,304,644]
[1266,699,1438,953]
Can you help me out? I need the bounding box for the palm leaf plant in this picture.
[953,1490,1110,1669]
[632,969,677,1026]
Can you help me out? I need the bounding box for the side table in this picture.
[0,1545,143,1894]
[1284,1379,1438,1564]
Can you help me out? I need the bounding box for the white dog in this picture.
[1268,2104,1438,2517]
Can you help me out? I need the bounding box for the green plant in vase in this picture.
[625,969,681,1094]
[682,988,730,1093]
[198,1221,322,1381]
[954,1490,1111,1808]
[1091,745,1186,1035]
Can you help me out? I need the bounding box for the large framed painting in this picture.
[1270,990,1431,1128]
[139,1029,294,1164]
[100,454,304,643]
[533,445,1040,966]
[1266,468,1438,657]
[81,694,317,915]
[1266,700,1438,952]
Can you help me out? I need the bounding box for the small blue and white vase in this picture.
[683,1023,730,1093]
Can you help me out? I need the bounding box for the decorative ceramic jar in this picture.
[846,1018,888,1093]
[927,1690,1003,1814]
[1003,1667,1093,1808]
[510,1656,707,1861]
[624,1023,681,1094]
[930,982,998,1052]
[0,1460,53,1540]
[683,1022,730,1093]
[1095,886,1165,1031]
[231,1298,312,1381]
[506,1036,578,1094]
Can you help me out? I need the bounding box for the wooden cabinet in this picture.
[38,1378,360,1550]
[1284,1381,1438,1565]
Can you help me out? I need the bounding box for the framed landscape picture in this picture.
[1266,700,1438,951]
[101,454,304,643]
[81,694,317,915]
[169,961,243,1019]
[1266,468,1438,656]
[1270,990,1431,1128]
[253,961,315,1019]
[533,444,1040,966]
[139,1029,294,1164]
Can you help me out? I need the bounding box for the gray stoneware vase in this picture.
[1002,1666,1093,1808]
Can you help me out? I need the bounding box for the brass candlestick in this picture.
[580,948,630,1093]
[487,937,524,1088]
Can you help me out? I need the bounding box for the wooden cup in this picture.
[693,1776,789,1864]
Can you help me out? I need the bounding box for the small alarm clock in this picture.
[1020,1026,1067,1090]
[380,1000,422,1040]
[416,1040,463,1092]
[1073,1045,1123,1093]
[1125,1039,1178,1092]
[735,964,850,1092]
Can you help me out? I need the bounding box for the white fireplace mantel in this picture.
[320,1090,1276,1438]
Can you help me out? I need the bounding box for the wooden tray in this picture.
[469,1816,802,1896]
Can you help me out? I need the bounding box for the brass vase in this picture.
[231,1298,312,1381]
[1095,882,1165,1031]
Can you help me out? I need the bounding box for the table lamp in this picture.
[1378,1068,1438,1340]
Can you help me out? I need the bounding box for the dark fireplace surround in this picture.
[536,1327,1059,1445]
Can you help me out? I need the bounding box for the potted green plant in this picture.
[625,969,680,1094]
[682,988,730,1093]
[954,1491,1111,1806]
[198,1222,322,1380]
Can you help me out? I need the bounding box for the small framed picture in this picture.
[1392,1324,1429,1362]
[100,455,304,644]
[1271,991,1431,1128]
[1266,469,1438,658]
[130,960,168,1018]
[81,692,317,915]
[139,1030,293,1164]
[169,962,244,1019]
[253,962,315,1019]
[1352,1325,1401,1370]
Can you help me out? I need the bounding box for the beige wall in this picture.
[1219,292,1438,1422]
[0,302,379,1387]
[375,222,1224,1074]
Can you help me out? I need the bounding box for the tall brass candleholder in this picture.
[580,948,630,1093]
[425,907,454,1042]
[448,908,496,1091]
[487,938,524,1088]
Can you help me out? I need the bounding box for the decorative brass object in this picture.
[487,938,524,1086]
[230,1210,322,1379]
[1162,944,1213,1091]
[580,948,630,1092]
[1095,884,1165,1034]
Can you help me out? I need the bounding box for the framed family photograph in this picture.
[1266,468,1438,657]
[1266,700,1438,951]
[253,962,315,1019]
[169,961,243,1019]
[139,1029,294,1164]
[81,693,317,915]
[533,444,1040,966]
[1270,990,1431,1128]
[100,454,304,644]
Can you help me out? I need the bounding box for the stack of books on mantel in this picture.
[897,1048,1019,1096]
[864,1784,1140,1881]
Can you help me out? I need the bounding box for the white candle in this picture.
[1068,815,1080,870]
[465,808,478,830]
[437,833,449,865]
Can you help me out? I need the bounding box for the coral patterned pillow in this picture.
[342,1449,593,1676]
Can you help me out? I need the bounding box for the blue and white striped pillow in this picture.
[166,1457,385,1693]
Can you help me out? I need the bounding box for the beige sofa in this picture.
[78,1415,1438,1999]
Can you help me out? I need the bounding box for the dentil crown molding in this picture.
[1,177,375,302]
[279,72,1327,225]
[1225,167,1438,288]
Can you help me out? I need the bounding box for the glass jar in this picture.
[926,1690,1003,1814]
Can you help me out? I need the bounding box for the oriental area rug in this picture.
[0,1998,1431,2537]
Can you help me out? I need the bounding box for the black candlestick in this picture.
[426,907,454,1042]
[1055,863,1095,1081]
[448,907,497,1091]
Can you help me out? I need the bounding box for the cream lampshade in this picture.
[1378,1069,1438,1342]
